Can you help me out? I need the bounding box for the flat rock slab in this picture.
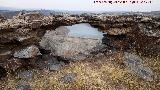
[40,26,103,60]
[123,52,154,81]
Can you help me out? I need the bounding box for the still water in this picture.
[66,23,104,39]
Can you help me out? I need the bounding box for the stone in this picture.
[35,55,56,69]
[17,70,34,80]
[40,26,103,60]
[35,54,65,71]
[49,60,65,71]
[17,84,31,90]
[102,34,130,50]
[49,64,61,71]
[0,50,12,62]
[138,24,160,37]
[14,45,41,58]
[30,20,42,29]
[3,58,24,71]
[16,28,32,35]
[141,17,152,22]
[107,27,131,35]
[0,11,160,80]
[16,80,32,90]
[129,24,160,56]
[15,36,32,42]
[123,52,154,81]
[0,18,29,30]
[24,12,43,22]
[0,14,6,22]
[60,73,76,84]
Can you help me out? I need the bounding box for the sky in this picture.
[0,0,160,12]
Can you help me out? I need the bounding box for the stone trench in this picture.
[0,12,159,84]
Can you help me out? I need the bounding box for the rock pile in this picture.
[0,12,159,78]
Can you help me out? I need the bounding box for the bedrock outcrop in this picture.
[0,12,159,77]
[40,26,103,60]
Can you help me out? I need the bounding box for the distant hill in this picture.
[0,6,160,18]
[0,11,20,19]
[0,6,19,11]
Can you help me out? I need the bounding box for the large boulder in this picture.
[40,26,103,60]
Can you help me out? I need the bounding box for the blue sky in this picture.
[0,0,160,11]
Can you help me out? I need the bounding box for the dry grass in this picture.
[0,52,159,90]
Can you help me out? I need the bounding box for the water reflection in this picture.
[66,23,104,39]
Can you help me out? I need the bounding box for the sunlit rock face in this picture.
[40,23,104,60]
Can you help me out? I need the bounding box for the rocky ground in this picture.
[0,12,159,90]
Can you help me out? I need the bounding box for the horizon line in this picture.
[0,6,160,13]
